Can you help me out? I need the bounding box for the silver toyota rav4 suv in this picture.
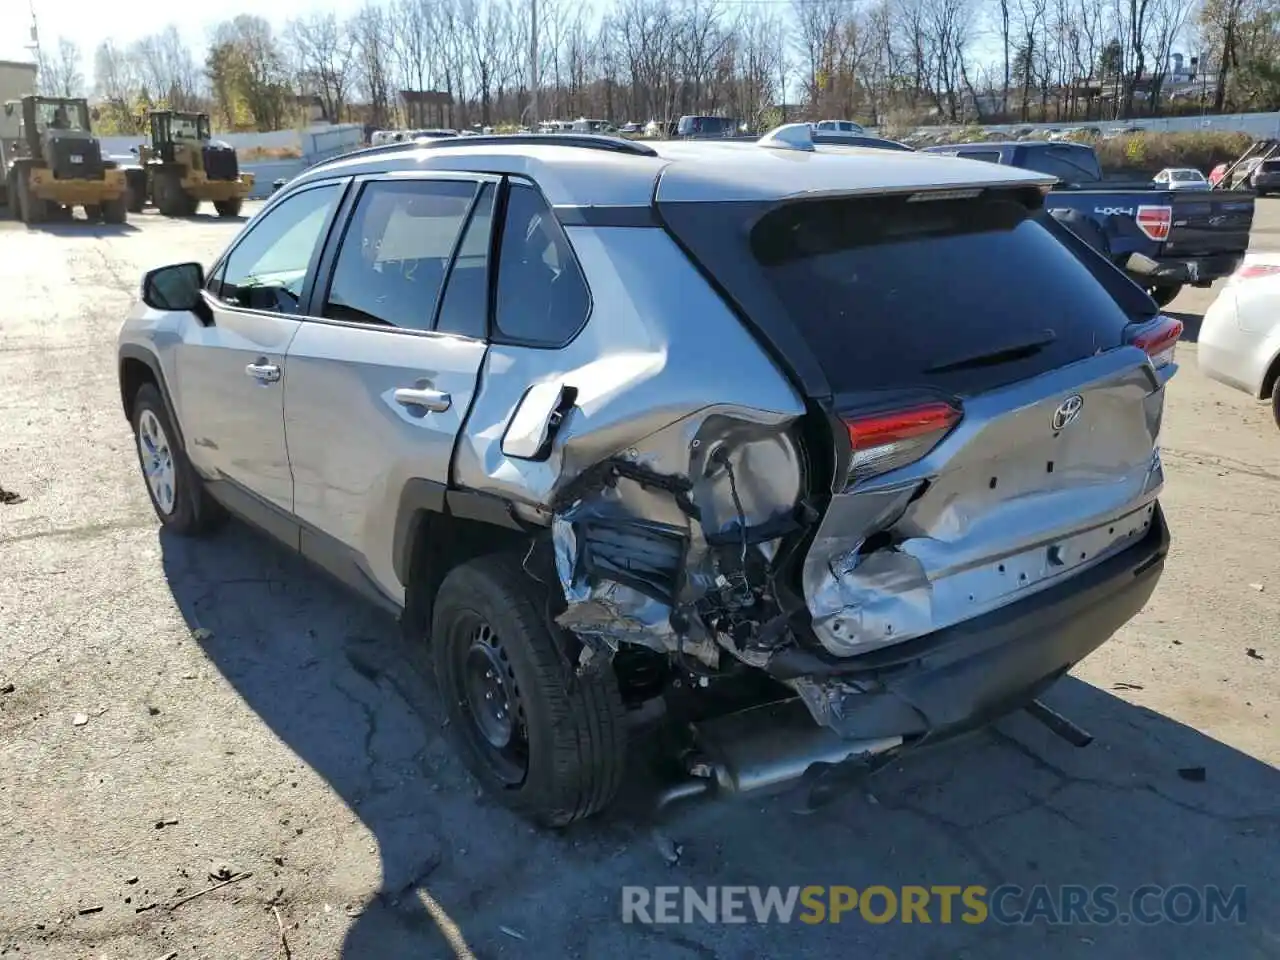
[118,125,1180,826]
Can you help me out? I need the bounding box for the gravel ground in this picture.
[1,202,1277,959]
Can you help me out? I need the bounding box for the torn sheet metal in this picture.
[550,413,807,666]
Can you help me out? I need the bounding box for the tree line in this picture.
[31,0,1280,137]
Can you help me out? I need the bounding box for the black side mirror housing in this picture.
[129,145,138,155]
[141,262,212,324]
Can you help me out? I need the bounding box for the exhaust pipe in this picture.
[656,699,901,818]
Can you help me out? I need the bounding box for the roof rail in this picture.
[417,133,659,157]
[313,132,659,170]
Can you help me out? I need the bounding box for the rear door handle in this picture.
[245,361,281,383]
[394,387,452,413]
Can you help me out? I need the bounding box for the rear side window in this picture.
[1016,146,1101,183]
[1262,160,1280,172]
[493,182,590,347]
[745,193,1142,394]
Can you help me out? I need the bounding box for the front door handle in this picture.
[394,387,452,413]
[245,361,281,383]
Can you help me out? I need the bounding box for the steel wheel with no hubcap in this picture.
[137,408,177,515]
[457,615,529,786]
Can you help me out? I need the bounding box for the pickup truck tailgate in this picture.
[1165,192,1254,256]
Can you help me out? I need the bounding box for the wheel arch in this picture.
[1259,347,1280,401]
[396,485,538,642]
[118,344,186,449]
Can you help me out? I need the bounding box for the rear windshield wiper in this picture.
[924,329,1057,374]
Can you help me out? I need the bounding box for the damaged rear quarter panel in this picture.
[450,224,811,657]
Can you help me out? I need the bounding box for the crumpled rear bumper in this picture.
[782,501,1170,743]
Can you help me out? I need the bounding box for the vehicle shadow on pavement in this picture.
[1167,310,1203,343]
[25,221,140,236]
[160,521,1280,959]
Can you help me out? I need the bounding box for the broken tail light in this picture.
[1129,314,1183,371]
[843,402,962,484]
[1135,205,1172,241]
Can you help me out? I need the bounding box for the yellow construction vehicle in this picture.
[1,96,129,224]
[133,111,253,217]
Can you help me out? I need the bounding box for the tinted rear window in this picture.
[1262,160,1280,172]
[660,192,1149,398]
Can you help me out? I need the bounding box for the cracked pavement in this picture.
[1,204,1277,959]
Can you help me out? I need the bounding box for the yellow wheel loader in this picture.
[1,97,129,224]
[134,111,253,218]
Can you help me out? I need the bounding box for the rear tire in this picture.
[130,383,224,536]
[431,551,627,827]
[214,198,243,218]
[155,172,189,217]
[15,173,42,224]
[1271,375,1280,432]
[1149,284,1182,308]
[84,204,102,221]
[101,195,127,224]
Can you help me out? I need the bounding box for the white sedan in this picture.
[1197,252,1280,428]
[1153,167,1211,190]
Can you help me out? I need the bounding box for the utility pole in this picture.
[27,0,42,91]
[529,0,539,129]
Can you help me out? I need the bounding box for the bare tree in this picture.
[287,13,355,123]
[39,37,84,98]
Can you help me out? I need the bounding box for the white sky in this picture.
[1,0,368,68]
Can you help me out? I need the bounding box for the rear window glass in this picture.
[746,193,1142,394]
[1262,160,1280,172]
[1015,146,1101,183]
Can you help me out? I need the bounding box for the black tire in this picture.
[15,173,42,224]
[84,204,102,221]
[130,382,224,536]
[431,552,627,826]
[101,195,127,224]
[155,172,189,217]
[126,183,146,213]
[214,197,243,218]
[1271,374,1280,432]
[1150,284,1183,308]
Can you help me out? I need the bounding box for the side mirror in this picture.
[141,262,211,323]
[2,104,11,117]
[91,107,101,121]
[129,145,138,155]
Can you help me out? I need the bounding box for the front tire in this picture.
[1271,375,1280,432]
[15,173,42,224]
[214,197,243,218]
[431,552,628,826]
[130,383,224,536]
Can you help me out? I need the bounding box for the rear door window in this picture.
[322,178,477,331]
[1016,146,1101,183]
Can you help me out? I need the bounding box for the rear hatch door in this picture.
[659,184,1169,658]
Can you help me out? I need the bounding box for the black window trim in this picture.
[204,177,352,321]
[300,169,501,340]
[489,174,595,351]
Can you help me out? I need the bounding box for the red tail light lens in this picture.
[843,402,962,484]
[1135,205,1172,241]
[1237,263,1280,281]
[1129,314,1183,370]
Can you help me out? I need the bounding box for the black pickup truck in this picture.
[922,140,1256,306]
